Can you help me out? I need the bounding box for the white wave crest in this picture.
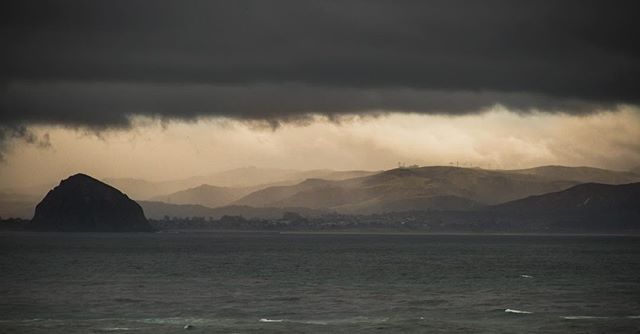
[258,316,388,325]
[259,318,284,323]
[562,316,609,320]
[505,309,532,314]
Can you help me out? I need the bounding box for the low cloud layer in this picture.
[1,82,617,128]
[2,109,639,189]
[1,0,639,128]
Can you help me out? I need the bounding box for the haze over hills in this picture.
[2,165,639,220]
[233,166,585,213]
[146,170,378,208]
[105,167,377,200]
[149,184,253,208]
[0,167,377,218]
[144,182,640,233]
[508,166,640,184]
[178,167,378,189]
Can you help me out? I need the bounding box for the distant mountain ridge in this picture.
[231,165,640,214]
[2,165,639,219]
[233,166,582,213]
[508,165,640,184]
[143,182,640,233]
[485,182,640,232]
[149,184,253,208]
[0,167,375,218]
[493,182,640,213]
[105,168,377,200]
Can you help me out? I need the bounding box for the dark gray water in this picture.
[1,232,639,333]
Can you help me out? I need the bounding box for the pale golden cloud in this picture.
[1,107,639,189]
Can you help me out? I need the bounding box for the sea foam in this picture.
[505,309,532,314]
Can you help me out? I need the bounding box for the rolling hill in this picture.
[3,165,639,219]
[145,170,378,208]
[487,182,640,232]
[0,167,375,217]
[105,167,377,200]
[493,182,640,213]
[140,182,640,233]
[149,184,252,208]
[508,165,640,184]
[233,166,581,213]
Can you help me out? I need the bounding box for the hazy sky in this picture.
[1,1,639,188]
[1,106,639,188]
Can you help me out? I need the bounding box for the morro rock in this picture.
[31,173,152,232]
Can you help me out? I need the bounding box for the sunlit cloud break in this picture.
[2,106,639,188]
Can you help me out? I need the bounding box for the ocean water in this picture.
[1,232,639,333]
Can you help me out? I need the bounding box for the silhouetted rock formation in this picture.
[31,174,152,232]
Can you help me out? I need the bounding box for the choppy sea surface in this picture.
[1,232,639,333]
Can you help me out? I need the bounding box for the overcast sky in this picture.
[1,1,639,187]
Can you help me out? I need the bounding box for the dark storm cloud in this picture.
[1,0,639,128]
[1,82,609,128]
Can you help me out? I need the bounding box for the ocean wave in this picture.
[139,317,213,325]
[0,318,66,323]
[98,327,138,332]
[520,274,533,278]
[298,320,329,325]
[562,316,609,320]
[505,309,532,314]
[259,318,326,325]
[258,316,388,325]
[113,298,145,303]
